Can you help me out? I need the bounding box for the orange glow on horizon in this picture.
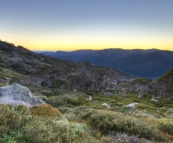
[26,42,173,51]
[1,33,173,52]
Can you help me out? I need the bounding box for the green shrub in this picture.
[46,96,66,107]
[0,134,16,143]
[0,104,105,143]
[164,108,173,118]
[14,104,30,115]
[66,97,89,106]
[158,121,173,135]
[20,118,64,143]
[78,97,89,105]
[166,108,173,113]
[47,95,89,108]
[0,104,22,136]
[21,116,104,143]
[82,109,167,141]
[137,104,155,111]
[60,106,92,122]
[66,97,81,106]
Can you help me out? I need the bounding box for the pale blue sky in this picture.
[0,0,173,51]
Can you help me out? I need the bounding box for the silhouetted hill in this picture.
[1,40,133,91]
[0,40,71,74]
[41,49,173,78]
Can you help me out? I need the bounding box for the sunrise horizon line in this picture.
[32,47,173,52]
[1,39,173,52]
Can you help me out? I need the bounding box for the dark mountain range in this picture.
[1,40,172,96]
[41,48,173,78]
[0,40,132,91]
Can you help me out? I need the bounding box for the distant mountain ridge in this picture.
[41,48,173,78]
[0,40,134,91]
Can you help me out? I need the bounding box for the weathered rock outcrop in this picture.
[124,103,138,109]
[0,83,45,107]
[102,103,110,108]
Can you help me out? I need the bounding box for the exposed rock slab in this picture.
[0,83,45,107]
[102,103,110,108]
[151,98,159,102]
[124,103,138,109]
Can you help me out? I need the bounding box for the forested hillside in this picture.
[41,49,173,78]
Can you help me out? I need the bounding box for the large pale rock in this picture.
[0,83,45,107]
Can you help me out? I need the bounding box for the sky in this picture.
[0,0,173,51]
